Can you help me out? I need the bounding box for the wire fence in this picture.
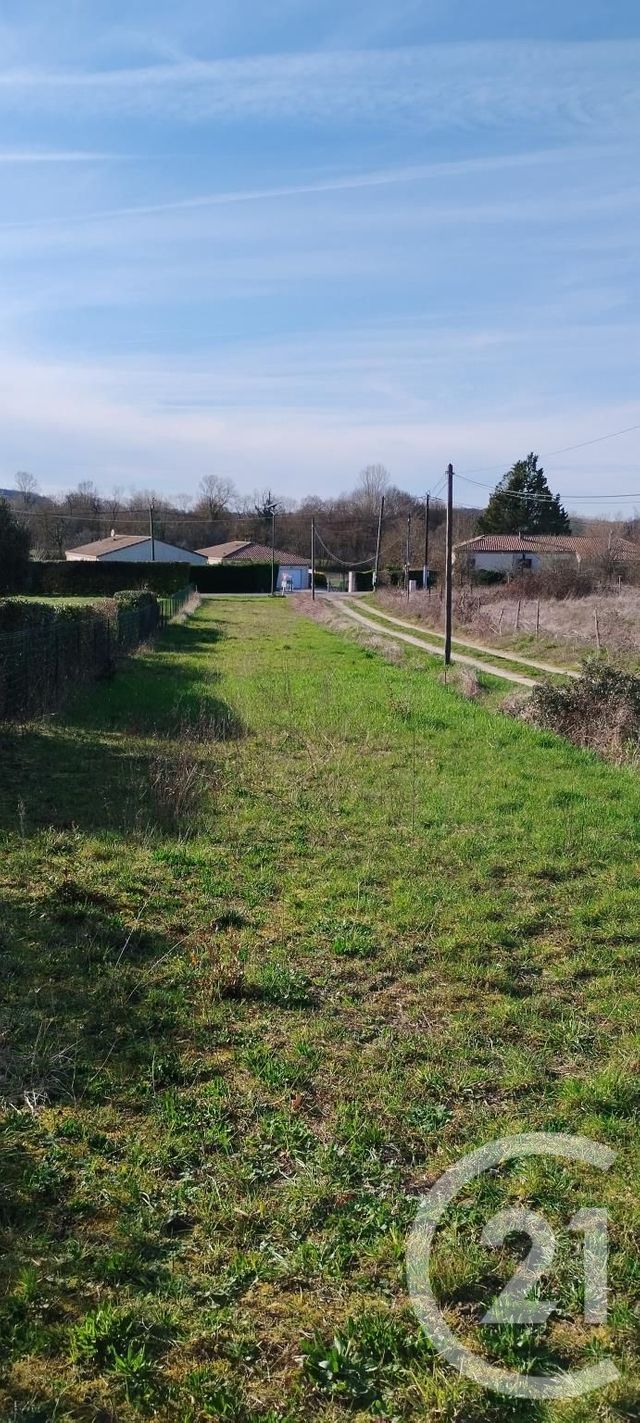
[159,584,197,625]
[0,598,167,722]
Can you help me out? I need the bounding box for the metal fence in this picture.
[159,584,197,625]
[0,599,163,722]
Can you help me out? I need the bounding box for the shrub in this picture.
[473,569,506,585]
[29,561,189,597]
[192,562,277,593]
[0,500,31,594]
[114,591,160,649]
[0,592,160,721]
[313,570,328,590]
[113,589,158,612]
[0,597,58,635]
[523,656,640,760]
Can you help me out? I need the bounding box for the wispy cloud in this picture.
[0,144,620,238]
[0,335,638,503]
[0,149,113,163]
[0,42,638,131]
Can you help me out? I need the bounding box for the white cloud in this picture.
[0,149,112,163]
[0,42,638,132]
[0,345,638,507]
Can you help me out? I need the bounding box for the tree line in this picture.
[2,458,637,582]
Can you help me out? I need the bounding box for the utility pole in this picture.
[373,495,385,591]
[444,464,454,666]
[270,507,276,596]
[405,514,411,601]
[149,502,156,562]
[423,493,430,591]
[311,517,316,600]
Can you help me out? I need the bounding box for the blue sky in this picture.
[1,1,639,510]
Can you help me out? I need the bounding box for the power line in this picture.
[314,528,376,566]
[457,421,640,487]
[545,422,640,457]
[20,507,394,532]
[455,472,640,504]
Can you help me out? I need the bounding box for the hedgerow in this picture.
[191,562,278,593]
[0,593,161,721]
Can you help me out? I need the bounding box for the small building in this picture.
[454,534,640,576]
[66,534,207,564]
[196,540,311,591]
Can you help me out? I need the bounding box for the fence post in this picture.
[594,607,601,650]
[515,599,521,631]
[535,600,540,639]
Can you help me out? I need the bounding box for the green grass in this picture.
[1,598,639,1420]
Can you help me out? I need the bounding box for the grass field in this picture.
[1,597,639,1421]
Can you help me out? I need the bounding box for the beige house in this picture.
[66,534,206,564]
[454,534,640,575]
[196,540,310,591]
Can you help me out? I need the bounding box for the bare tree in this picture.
[198,475,237,521]
[15,471,39,508]
[106,486,123,529]
[355,464,390,516]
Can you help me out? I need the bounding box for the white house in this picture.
[196,540,311,591]
[454,534,640,575]
[66,534,207,564]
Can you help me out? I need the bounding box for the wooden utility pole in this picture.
[405,514,411,601]
[311,517,316,600]
[270,509,276,596]
[423,493,430,591]
[444,464,454,666]
[149,502,156,562]
[373,495,385,591]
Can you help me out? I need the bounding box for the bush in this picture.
[29,561,189,597]
[0,597,59,635]
[523,656,640,760]
[490,566,598,600]
[0,499,31,594]
[192,562,277,594]
[0,592,161,721]
[313,570,328,590]
[113,589,158,612]
[473,569,506,586]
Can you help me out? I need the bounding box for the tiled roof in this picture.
[67,535,149,557]
[197,541,309,566]
[196,540,253,559]
[455,534,640,557]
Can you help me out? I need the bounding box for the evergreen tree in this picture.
[477,454,571,535]
[0,498,31,593]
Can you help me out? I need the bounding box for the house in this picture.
[196,540,311,591]
[454,534,640,576]
[66,534,207,564]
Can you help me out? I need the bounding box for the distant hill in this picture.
[0,488,46,504]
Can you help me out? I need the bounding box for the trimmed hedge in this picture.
[0,593,161,721]
[192,562,278,594]
[28,560,280,597]
[29,561,190,597]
